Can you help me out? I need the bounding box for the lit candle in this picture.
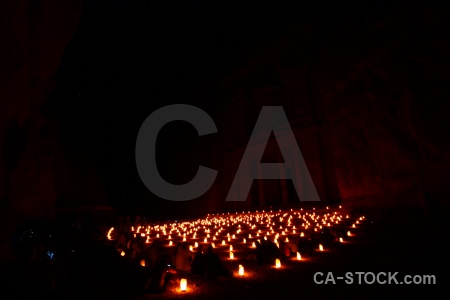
[229,245,233,251]
[180,278,187,292]
[222,240,225,245]
[339,237,343,243]
[195,242,198,248]
[140,259,146,267]
[296,252,301,260]
[275,258,281,268]
[120,251,125,256]
[347,231,351,236]
[238,264,244,276]
[230,252,234,259]
[319,244,324,251]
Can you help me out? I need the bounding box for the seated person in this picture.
[203,245,232,279]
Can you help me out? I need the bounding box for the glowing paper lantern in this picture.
[180,278,187,292]
[275,258,281,268]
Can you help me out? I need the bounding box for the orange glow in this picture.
[140,259,146,267]
[120,251,125,256]
[319,244,324,251]
[230,252,234,259]
[296,252,302,260]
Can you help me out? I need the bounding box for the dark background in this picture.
[1,0,450,219]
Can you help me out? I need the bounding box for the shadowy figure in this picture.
[174,242,193,271]
[142,261,177,294]
[203,245,232,279]
[191,246,205,276]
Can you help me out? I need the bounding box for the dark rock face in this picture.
[212,1,450,211]
[0,0,105,259]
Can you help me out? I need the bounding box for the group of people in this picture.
[112,227,233,293]
[110,219,345,293]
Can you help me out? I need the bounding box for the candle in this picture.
[238,264,244,276]
[339,237,343,243]
[296,252,301,260]
[319,244,324,251]
[140,259,146,267]
[180,278,187,292]
[275,258,281,268]
[120,251,125,256]
[230,252,234,259]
